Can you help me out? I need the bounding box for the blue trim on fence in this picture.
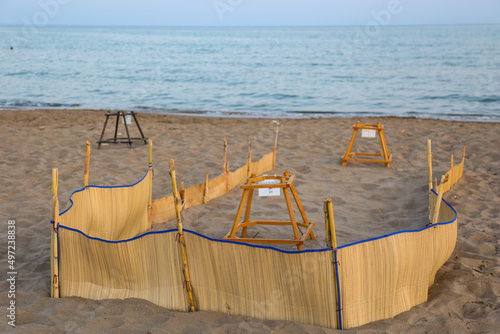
[57,224,331,254]
[55,173,458,256]
[336,192,457,250]
[183,229,332,254]
[58,224,178,243]
[334,248,342,330]
[59,165,152,216]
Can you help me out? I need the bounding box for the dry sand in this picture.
[0,109,498,333]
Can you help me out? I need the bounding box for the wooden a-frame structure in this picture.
[341,121,392,167]
[224,172,316,251]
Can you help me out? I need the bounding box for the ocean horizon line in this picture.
[2,23,500,29]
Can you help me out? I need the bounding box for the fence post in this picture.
[180,181,185,206]
[223,135,229,173]
[460,146,466,178]
[273,126,279,169]
[203,173,209,204]
[431,174,447,225]
[247,140,252,176]
[51,168,60,298]
[170,159,196,312]
[427,140,433,193]
[84,140,90,187]
[148,140,153,224]
[324,199,337,249]
[324,199,341,329]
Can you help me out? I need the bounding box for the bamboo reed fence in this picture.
[51,139,465,329]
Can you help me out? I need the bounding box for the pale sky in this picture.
[0,0,499,26]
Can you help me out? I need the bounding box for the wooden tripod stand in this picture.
[97,111,148,149]
[223,172,316,250]
[341,121,392,167]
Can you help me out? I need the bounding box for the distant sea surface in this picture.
[1,25,499,121]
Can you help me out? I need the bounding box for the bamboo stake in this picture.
[148,140,153,224]
[324,200,330,247]
[51,168,60,298]
[324,198,340,329]
[431,174,447,225]
[169,159,195,312]
[247,140,252,176]
[149,139,153,166]
[427,140,433,221]
[450,153,454,185]
[324,199,337,249]
[180,181,185,204]
[84,140,90,187]
[223,135,228,173]
[427,140,433,193]
[203,173,209,204]
[461,146,466,178]
[273,126,279,169]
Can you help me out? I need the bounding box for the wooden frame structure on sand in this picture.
[97,111,148,149]
[341,121,392,167]
[224,172,316,250]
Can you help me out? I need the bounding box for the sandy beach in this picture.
[0,109,499,333]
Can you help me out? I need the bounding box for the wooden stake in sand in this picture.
[203,173,209,204]
[84,140,90,187]
[273,126,279,169]
[180,181,185,204]
[431,174,447,225]
[149,139,153,166]
[223,135,229,173]
[247,140,252,176]
[427,140,433,193]
[51,168,60,298]
[450,153,454,185]
[170,159,195,312]
[324,198,340,329]
[324,199,337,249]
[148,140,153,224]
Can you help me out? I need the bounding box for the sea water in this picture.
[1,25,499,121]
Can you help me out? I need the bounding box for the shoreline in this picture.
[1,107,499,123]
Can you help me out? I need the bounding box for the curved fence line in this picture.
[59,165,152,217]
[151,151,275,224]
[52,140,465,329]
[59,165,153,241]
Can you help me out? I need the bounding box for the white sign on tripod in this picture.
[122,114,132,125]
[361,129,376,138]
[258,179,281,197]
